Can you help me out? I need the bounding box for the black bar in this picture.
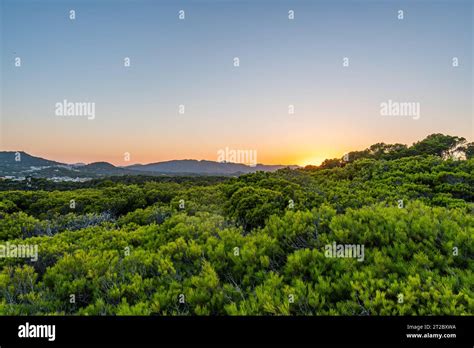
[0,316,472,346]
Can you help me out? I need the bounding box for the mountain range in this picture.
[0,151,299,181]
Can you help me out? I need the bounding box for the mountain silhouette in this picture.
[0,151,299,179]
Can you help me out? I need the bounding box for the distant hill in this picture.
[0,152,299,180]
[0,151,66,178]
[126,160,299,175]
[0,151,61,168]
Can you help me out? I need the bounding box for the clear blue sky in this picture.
[1,0,472,165]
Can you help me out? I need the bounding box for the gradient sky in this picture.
[1,0,472,166]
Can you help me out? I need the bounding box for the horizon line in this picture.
[0,150,303,168]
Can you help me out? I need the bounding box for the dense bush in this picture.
[0,139,472,315]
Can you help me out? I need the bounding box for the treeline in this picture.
[310,134,474,169]
[0,175,230,192]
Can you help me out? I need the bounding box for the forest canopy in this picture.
[0,134,472,315]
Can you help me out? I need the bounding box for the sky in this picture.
[0,0,472,166]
